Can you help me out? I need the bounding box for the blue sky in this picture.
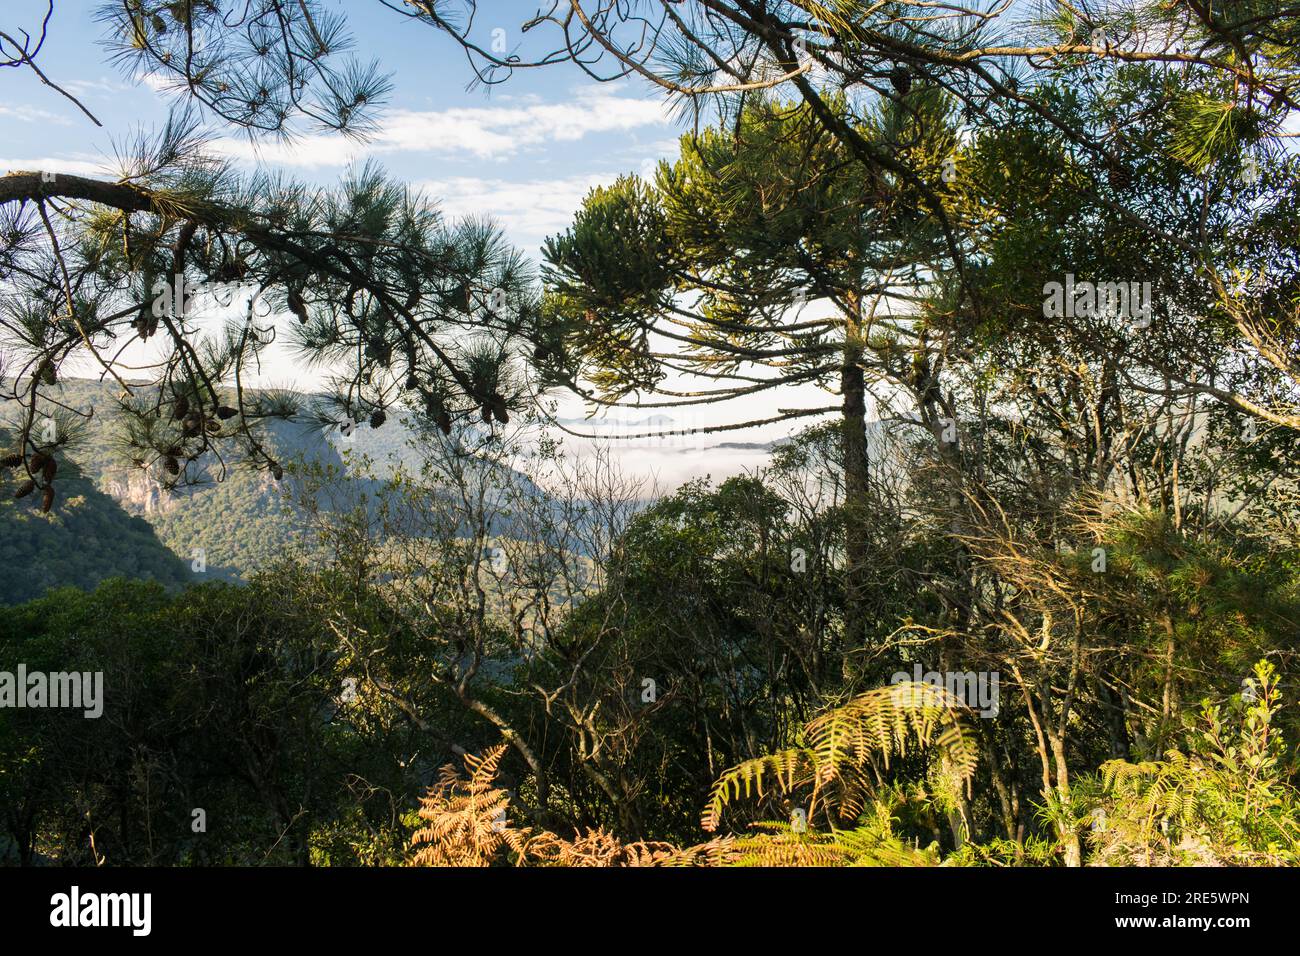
[2,0,683,254]
[0,1,852,486]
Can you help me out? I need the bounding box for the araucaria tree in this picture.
[541,92,960,652]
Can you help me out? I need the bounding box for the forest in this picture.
[1,0,1299,872]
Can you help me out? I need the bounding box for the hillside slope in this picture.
[0,380,355,599]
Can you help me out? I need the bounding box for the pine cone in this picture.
[490,396,509,424]
[287,288,309,324]
[1107,163,1132,190]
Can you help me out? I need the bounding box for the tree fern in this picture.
[702,682,979,832]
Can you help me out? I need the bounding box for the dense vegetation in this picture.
[3,0,1300,868]
[0,452,191,603]
[4,419,1299,866]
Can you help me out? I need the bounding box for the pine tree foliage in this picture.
[96,0,391,137]
[0,117,536,510]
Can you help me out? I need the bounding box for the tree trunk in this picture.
[1096,673,1131,760]
[1051,750,1082,866]
[840,304,870,667]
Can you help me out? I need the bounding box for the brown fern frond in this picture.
[410,743,738,867]
[410,743,517,867]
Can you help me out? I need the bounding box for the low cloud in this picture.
[0,105,74,125]
[210,86,672,167]
[417,172,620,251]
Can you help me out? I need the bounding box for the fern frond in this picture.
[702,682,977,832]
[701,748,816,832]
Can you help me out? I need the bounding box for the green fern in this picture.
[702,682,978,832]
[1090,661,1300,865]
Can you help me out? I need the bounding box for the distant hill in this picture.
[0,447,193,604]
[0,378,556,603]
[713,439,794,452]
[0,379,393,601]
[1,379,800,603]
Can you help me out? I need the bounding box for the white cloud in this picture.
[416,172,620,250]
[63,76,136,97]
[210,86,673,167]
[210,134,365,169]
[0,105,73,125]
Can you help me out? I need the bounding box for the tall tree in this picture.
[540,92,959,657]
